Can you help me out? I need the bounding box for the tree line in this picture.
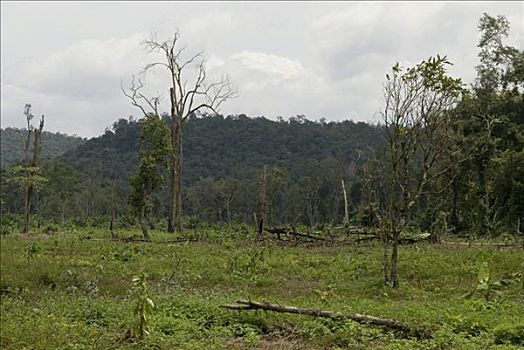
[1,13,522,248]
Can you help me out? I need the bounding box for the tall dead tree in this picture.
[123,32,237,233]
[256,165,268,239]
[341,179,349,226]
[17,104,45,233]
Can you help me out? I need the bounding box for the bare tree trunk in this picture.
[20,115,44,234]
[383,232,390,284]
[390,235,399,287]
[306,196,313,229]
[61,203,66,225]
[256,165,267,239]
[226,200,231,224]
[168,161,176,233]
[109,173,118,239]
[174,120,183,233]
[22,187,30,233]
[341,179,349,225]
[168,114,183,233]
[139,205,150,241]
[109,208,118,239]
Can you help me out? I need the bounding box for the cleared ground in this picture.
[1,228,523,349]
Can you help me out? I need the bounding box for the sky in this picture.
[1,1,523,138]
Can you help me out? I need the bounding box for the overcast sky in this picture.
[1,1,523,137]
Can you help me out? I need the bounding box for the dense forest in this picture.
[0,127,85,167]
[1,13,523,237]
[1,115,384,227]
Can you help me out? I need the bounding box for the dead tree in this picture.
[123,32,237,233]
[17,104,45,233]
[341,179,349,225]
[256,165,268,239]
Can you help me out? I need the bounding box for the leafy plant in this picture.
[26,242,39,263]
[130,272,155,340]
[465,261,520,302]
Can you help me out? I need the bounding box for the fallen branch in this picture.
[264,226,326,241]
[440,241,520,249]
[399,233,432,244]
[81,236,198,244]
[221,299,430,338]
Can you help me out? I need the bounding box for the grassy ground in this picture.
[0,228,523,349]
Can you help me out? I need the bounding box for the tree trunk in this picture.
[341,179,349,225]
[256,165,267,239]
[390,235,399,287]
[168,113,183,233]
[110,208,118,239]
[168,159,176,233]
[226,199,231,224]
[382,231,389,284]
[174,119,183,233]
[22,187,30,233]
[139,205,150,241]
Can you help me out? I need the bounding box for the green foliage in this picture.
[130,272,155,341]
[1,230,523,349]
[51,115,382,225]
[128,115,172,238]
[465,261,521,302]
[493,323,524,346]
[0,127,85,169]
[7,165,48,192]
[26,242,39,263]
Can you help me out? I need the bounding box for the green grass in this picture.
[1,228,523,349]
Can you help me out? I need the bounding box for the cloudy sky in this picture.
[1,2,523,137]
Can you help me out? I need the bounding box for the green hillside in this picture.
[61,115,383,187]
[0,127,85,168]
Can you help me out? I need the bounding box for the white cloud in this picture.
[1,2,522,137]
[226,51,320,92]
[14,34,149,100]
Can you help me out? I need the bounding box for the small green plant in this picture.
[465,261,520,302]
[130,272,154,341]
[26,242,39,263]
[112,246,139,262]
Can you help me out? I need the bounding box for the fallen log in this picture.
[399,233,432,244]
[221,299,429,337]
[264,226,326,241]
[81,236,198,244]
[440,241,520,249]
[356,235,380,243]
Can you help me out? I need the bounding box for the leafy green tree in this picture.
[449,13,523,236]
[381,56,465,286]
[129,115,171,240]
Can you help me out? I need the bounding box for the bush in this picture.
[493,323,524,346]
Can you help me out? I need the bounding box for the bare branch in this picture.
[121,76,160,117]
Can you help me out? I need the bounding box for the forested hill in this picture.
[0,127,85,168]
[60,114,383,186]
